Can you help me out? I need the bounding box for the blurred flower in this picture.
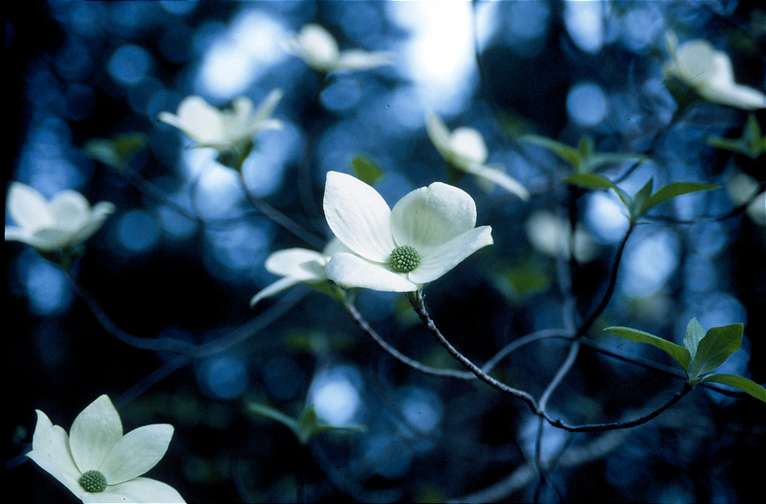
[5,183,114,253]
[323,171,493,292]
[28,395,184,503]
[285,24,394,73]
[526,210,598,262]
[727,174,766,226]
[426,112,529,200]
[250,239,348,306]
[159,90,282,151]
[664,34,766,110]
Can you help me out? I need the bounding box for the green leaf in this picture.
[632,178,654,217]
[683,318,705,358]
[351,155,384,185]
[520,135,582,168]
[604,326,691,370]
[744,114,763,155]
[563,173,616,190]
[577,136,594,160]
[707,136,751,157]
[687,323,743,380]
[702,374,766,403]
[642,182,719,213]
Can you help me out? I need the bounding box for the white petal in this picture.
[322,237,350,257]
[323,171,395,262]
[336,50,394,71]
[425,112,453,159]
[100,424,174,484]
[703,81,766,110]
[73,202,116,244]
[252,89,283,124]
[265,248,326,280]
[31,227,76,252]
[7,182,53,232]
[83,477,185,503]
[674,40,717,86]
[466,164,530,200]
[297,24,339,69]
[326,252,418,292]
[250,277,302,307]
[5,226,51,249]
[28,410,85,500]
[450,128,488,165]
[409,226,493,284]
[49,190,91,232]
[390,182,477,250]
[160,96,225,146]
[69,395,124,473]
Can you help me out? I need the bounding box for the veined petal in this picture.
[49,191,91,232]
[8,182,53,232]
[390,182,477,250]
[28,410,85,500]
[83,477,185,503]
[425,112,453,159]
[323,171,395,262]
[265,248,325,281]
[409,226,493,284]
[326,252,418,292]
[450,128,488,165]
[466,164,530,200]
[73,202,116,244]
[336,50,394,71]
[100,424,174,484]
[69,395,123,473]
[250,277,303,307]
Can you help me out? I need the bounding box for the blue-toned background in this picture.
[5,1,765,502]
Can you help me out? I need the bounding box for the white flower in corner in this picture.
[664,34,766,110]
[28,395,184,503]
[323,171,493,292]
[250,239,348,306]
[159,89,283,149]
[426,112,530,200]
[5,183,114,253]
[285,24,394,73]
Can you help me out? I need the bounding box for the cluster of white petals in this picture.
[664,35,766,110]
[250,239,348,306]
[4,183,114,253]
[28,395,184,503]
[159,90,283,149]
[426,112,529,200]
[322,171,493,293]
[285,24,394,73]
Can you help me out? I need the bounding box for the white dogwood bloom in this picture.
[664,35,766,110]
[323,171,493,292]
[4,183,114,253]
[28,395,184,503]
[159,90,283,149]
[426,112,529,200]
[250,239,348,306]
[285,24,394,73]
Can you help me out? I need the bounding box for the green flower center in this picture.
[79,470,107,493]
[389,245,421,273]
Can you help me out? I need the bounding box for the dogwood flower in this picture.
[28,395,184,503]
[426,112,529,200]
[5,183,114,253]
[664,34,766,110]
[159,90,283,150]
[323,171,493,292]
[250,239,348,306]
[285,24,394,73]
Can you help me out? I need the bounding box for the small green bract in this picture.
[79,470,107,493]
[389,245,421,273]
